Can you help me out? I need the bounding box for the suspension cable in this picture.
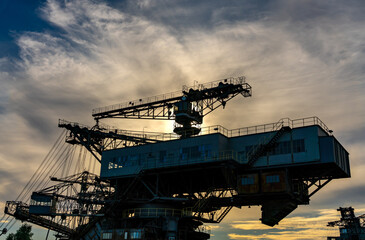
[1,128,102,235]
[0,130,67,232]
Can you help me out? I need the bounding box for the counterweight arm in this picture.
[58,120,161,162]
[92,76,252,137]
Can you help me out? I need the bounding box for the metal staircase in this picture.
[216,206,233,223]
[192,189,234,223]
[246,119,291,166]
[193,189,215,216]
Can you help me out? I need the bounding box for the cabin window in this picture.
[241,176,255,185]
[30,199,52,206]
[159,151,167,163]
[293,139,305,153]
[190,146,200,158]
[130,229,142,239]
[130,155,139,166]
[102,232,112,239]
[123,156,130,167]
[246,139,305,156]
[272,141,290,155]
[266,175,280,183]
[200,145,212,159]
[180,148,190,161]
[179,145,212,161]
[117,157,123,168]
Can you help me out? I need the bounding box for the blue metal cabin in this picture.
[29,192,56,216]
[100,117,349,180]
[4,77,352,239]
[99,117,350,227]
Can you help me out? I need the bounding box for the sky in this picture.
[0,0,365,239]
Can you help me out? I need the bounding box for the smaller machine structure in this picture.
[327,207,365,240]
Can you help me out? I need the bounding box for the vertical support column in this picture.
[164,216,179,240]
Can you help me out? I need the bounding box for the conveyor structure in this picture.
[2,76,350,240]
[327,207,365,240]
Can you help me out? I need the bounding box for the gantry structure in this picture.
[2,76,350,240]
[327,207,365,240]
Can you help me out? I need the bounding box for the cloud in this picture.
[225,208,343,239]
[5,0,365,133]
[223,207,365,239]
[1,0,365,239]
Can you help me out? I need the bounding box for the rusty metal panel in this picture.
[237,174,259,194]
[261,171,287,193]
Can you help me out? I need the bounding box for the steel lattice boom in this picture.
[58,119,161,162]
[327,207,365,239]
[92,76,252,137]
[2,75,351,240]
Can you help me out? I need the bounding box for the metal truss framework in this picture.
[2,72,350,240]
[305,178,332,198]
[5,172,113,238]
[92,77,252,121]
[4,201,74,236]
[328,207,365,228]
[4,146,342,239]
[327,207,365,239]
[58,120,161,162]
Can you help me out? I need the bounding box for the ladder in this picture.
[246,119,291,166]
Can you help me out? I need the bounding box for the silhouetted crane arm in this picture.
[58,120,161,162]
[92,76,251,121]
[327,220,344,227]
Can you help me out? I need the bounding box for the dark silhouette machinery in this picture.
[327,207,365,240]
[2,76,350,240]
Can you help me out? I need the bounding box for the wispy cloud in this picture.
[226,208,345,239]
[0,0,365,238]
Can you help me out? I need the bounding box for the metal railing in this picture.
[92,90,182,115]
[123,208,193,218]
[244,118,286,165]
[145,116,330,140]
[92,76,246,115]
[58,119,91,130]
[60,116,331,144]
[200,116,331,138]
[58,119,173,141]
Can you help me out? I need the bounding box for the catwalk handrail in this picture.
[59,116,331,144]
[123,207,193,218]
[92,76,246,115]
[201,116,331,137]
